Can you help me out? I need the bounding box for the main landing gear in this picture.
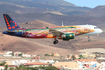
[88,35,91,42]
[53,36,59,44]
[53,40,59,44]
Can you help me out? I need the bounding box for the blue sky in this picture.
[64,0,105,8]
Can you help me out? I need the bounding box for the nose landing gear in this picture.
[88,35,91,42]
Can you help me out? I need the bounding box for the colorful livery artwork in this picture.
[3,14,103,44]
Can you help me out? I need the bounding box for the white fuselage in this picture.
[77,25,103,35]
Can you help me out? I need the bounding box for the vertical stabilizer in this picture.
[3,14,20,31]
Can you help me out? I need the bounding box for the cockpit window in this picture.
[94,27,98,29]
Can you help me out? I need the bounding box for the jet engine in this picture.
[61,33,75,41]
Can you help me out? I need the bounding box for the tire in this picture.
[88,39,91,42]
[53,40,59,44]
[55,40,58,43]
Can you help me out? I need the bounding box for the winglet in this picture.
[62,21,64,26]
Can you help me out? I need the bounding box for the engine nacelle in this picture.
[61,33,75,41]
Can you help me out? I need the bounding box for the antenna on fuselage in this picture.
[62,21,64,26]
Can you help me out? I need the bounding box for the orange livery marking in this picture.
[14,22,16,24]
[15,25,17,26]
[7,25,10,26]
[4,15,11,29]
[8,27,11,29]
[7,23,9,24]
[13,21,14,23]
[12,26,15,29]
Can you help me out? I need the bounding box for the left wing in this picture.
[46,27,64,36]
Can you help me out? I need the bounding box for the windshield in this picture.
[94,27,98,29]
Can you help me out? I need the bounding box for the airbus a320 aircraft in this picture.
[2,14,103,44]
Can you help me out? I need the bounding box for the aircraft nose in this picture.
[99,29,103,33]
[97,29,103,34]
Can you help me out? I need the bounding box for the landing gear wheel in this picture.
[53,40,59,44]
[88,39,91,42]
[88,35,91,42]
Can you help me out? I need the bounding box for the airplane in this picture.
[2,14,103,44]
